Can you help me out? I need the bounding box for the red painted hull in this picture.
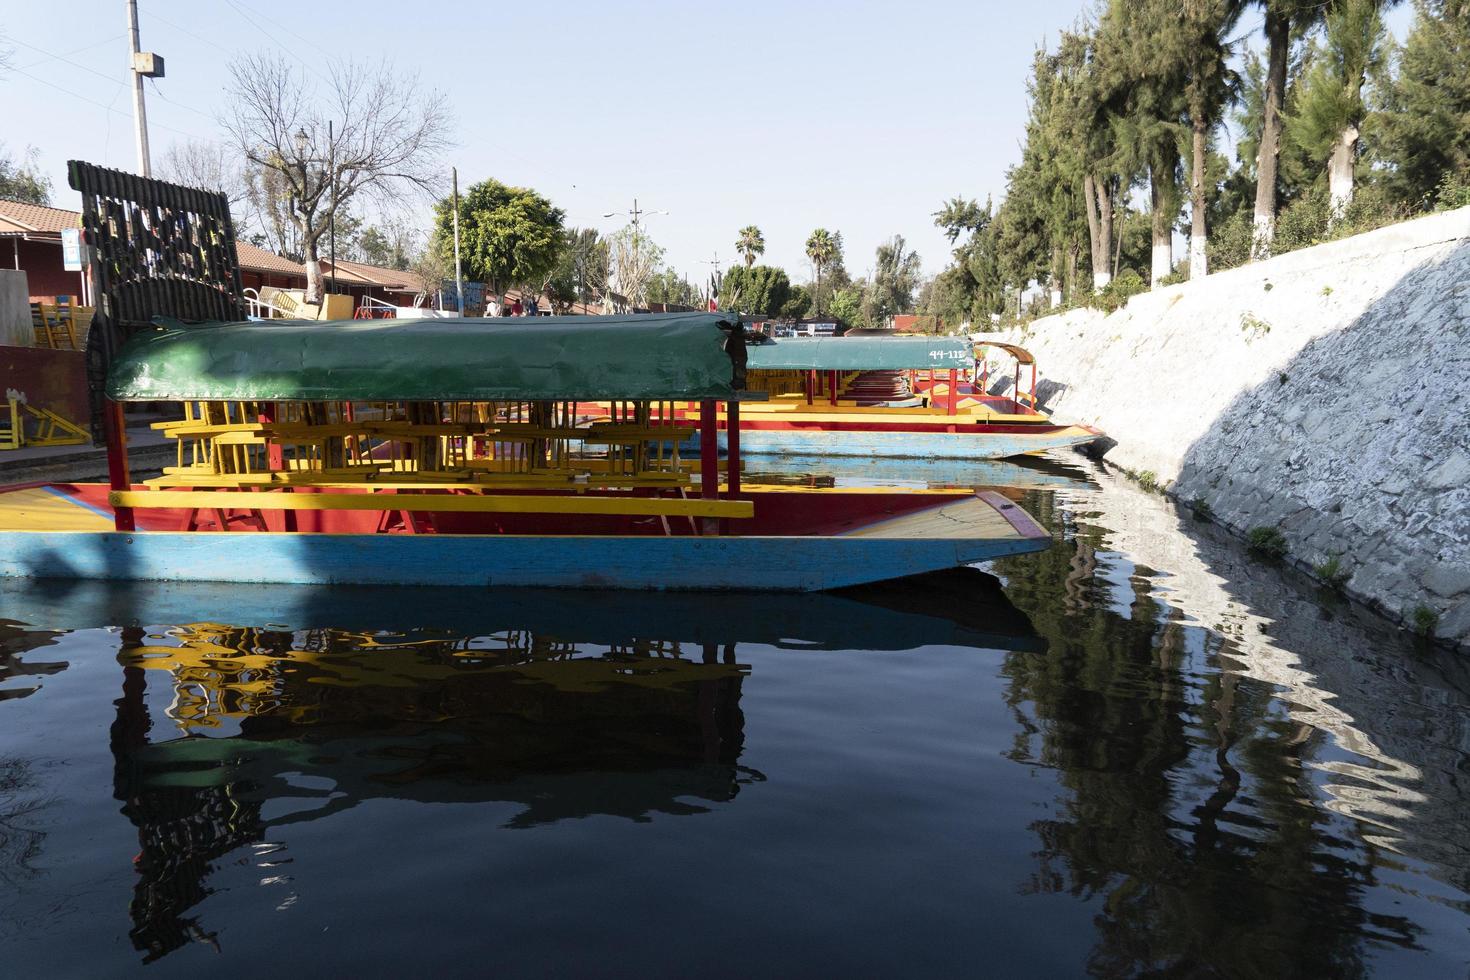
[39,483,983,537]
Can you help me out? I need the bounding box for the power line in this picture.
[221,0,332,84]
[15,33,125,71]
[141,7,234,56]
[9,36,124,86]
[7,65,207,142]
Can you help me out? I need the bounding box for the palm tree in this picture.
[736,225,765,268]
[804,228,837,315]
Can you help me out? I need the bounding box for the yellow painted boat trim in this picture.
[110,489,754,519]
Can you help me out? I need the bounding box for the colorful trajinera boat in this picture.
[693,334,1101,460]
[0,313,1053,590]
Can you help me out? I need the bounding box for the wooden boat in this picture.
[694,334,1102,460]
[0,313,1052,591]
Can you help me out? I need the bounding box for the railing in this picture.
[354,296,399,319]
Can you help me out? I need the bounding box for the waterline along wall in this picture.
[1000,206,1470,650]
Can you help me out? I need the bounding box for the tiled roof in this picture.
[0,197,443,297]
[234,240,304,275]
[0,198,81,234]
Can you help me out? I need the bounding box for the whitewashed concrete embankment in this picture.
[997,205,1470,650]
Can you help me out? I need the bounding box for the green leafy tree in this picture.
[862,235,923,326]
[930,196,1005,327]
[547,228,607,309]
[719,264,791,315]
[645,269,702,308]
[1289,0,1394,219]
[735,225,765,267]
[354,221,415,271]
[0,144,51,204]
[1376,0,1470,209]
[828,284,866,328]
[779,285,813,319]
[804,228,838,314]
[438,178,565,296]
[1097,0,1189,286]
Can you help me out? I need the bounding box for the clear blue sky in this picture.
[1,0,1414,284]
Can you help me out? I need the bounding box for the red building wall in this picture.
[8,239,87,300]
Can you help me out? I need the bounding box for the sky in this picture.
[1,0,1416,286]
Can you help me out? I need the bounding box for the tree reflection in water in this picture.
[993,491,1424,978]
[107,623,750,963]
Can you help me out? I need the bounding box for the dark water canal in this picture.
[2,453,1467,977]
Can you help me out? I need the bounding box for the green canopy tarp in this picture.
[747,335,972,371]
[106,312,754,402]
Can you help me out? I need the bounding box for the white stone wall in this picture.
[998,206,1470,650]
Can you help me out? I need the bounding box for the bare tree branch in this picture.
[222,52,453,301]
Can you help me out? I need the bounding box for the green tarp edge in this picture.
[106,312,754,402]
[747,335,972,371]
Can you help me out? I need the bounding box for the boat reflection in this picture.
[75,574,1043,962]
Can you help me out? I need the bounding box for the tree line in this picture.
[926,0,1470,330]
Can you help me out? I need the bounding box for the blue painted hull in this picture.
[687,427,1098,460]
[0,529,1049,591]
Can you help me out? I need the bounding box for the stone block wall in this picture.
[999,206,1470,650]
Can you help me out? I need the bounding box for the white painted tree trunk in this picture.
[1049,286,1062,308]
[1189,234,1207,281]
[1252,212,1275,261]
[1328,125,1358,224]
[1093,270,1112,290]
[1151,241,1172,287]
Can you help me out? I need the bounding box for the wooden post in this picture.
[259,403,284,471]
[699,399,719,535]
[104,398,135,531]
[829,370,838,407]
[948,369,958,416]
[805,370,814,405]
[726,400,741,498]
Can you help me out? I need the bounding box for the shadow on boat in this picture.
[743,450,1096,491]
[0,572,1043,962]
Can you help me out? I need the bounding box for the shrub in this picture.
[1314,555,1351,591]
[1092,269,1147,313]
[1247,526,1288,561]
[1189,497,1214,521]
[1136,470,1159,493]
[1437,168,1470,211]
[1208,210,1253,272]
[1157,265,1189,287]
[1410,604,1439,638]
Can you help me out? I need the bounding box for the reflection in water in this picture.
[108,623,753,962]
[4,452,1470,974]
[990,471,1470,976]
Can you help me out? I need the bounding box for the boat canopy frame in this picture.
[745,335,972,372]
[975,341,1038,410]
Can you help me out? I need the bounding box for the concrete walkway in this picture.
[0,422,174,485]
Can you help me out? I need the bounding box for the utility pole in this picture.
[328,120,336,297]
[125,0,164,177]
[451,167,464,315]
[701,250,721,310]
